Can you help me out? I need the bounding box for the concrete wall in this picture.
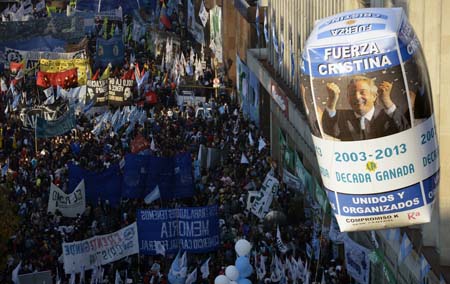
[405,0,450,267]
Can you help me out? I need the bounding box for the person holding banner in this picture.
[321,75,411,141]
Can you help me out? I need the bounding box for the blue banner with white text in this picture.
[137,205,220,255]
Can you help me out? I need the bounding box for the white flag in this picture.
[115,270,123,284]
[43,86,54,98]
[241,153,249,164]
[200,257,211,279]
[35,0,45,11]
[256,254,266,280]
[258,137,266,152]
[248,132,254,146]
[276,226,288,253]
[69,271,76,284]
[155,240,166,256]
[185,268,198,284]
[198,0,209,27]
[144,185,160,204]
[11,261,21,284]
[150,138,156,151]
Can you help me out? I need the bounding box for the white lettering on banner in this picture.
[160,220,210,238]
[62,222,139,273]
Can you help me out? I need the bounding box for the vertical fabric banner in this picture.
[344,237,371,284]
[209,6,222,63]
[95,35,124,67]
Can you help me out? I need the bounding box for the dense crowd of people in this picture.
[0,3,350,283]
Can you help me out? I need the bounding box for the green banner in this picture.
[36,109,76,138]
[369,249,396,284]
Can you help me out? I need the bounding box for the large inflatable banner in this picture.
[301,8,439,231]
[62,222,139,273]
[137,205,220,255]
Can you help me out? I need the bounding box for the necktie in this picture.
[360,117,368,139]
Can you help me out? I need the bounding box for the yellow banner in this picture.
[39,58,89,85]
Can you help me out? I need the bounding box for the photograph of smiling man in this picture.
[321,75,411,141]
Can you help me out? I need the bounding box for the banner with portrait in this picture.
[302,8,439,231]
[108,78,134,106]
[62,222,139,273]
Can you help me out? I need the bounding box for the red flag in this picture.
[36,68,78,88]
[145,90,158,104]
[121,68,135,80]
[10,62,23,74]
[130,133,150,154]
[91,69,101,81]
[160,3,172,29]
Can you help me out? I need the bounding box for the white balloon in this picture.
[225,265,240,281]
[230,282,238,284]
[235,239,252,256]
[215,275,231,284]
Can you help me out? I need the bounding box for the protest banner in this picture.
[95,35,125,67]
[62,222,139,273]
[17,270,52,284]
[108,78,134,106]
[302,8,439,231]
[36,68,78,88]
[5,47,86,71]
[48,180,86,218]
[0,15,85,42]
[40,58,89,85]
[249,172,279,219]
[86,79,109,105]
[35,109,76,138]
[137,205,220,255]
[68,162,122,207]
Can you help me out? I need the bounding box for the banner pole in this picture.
[34,124,38,155]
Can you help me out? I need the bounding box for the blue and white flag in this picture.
[168,251,188,284]
[440,274,446,284]
[200,257,211,279]
[384,228,401,242]
[344,237,370,284]
[144,185,160,204]
[272,24,278,54]
[279,33,285,67]
[264,9,269,44]
[398,233,413,264]
[185,268,197,284]
[255,3,260,39]
[290,40,295,77]
[276,226,288,253]
[420,254,430,282]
